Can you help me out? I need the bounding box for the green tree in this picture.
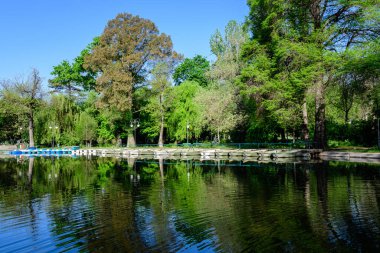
[48,94,79,146]
[96,108,120,145]
[294,0,378,148]
[241,0,380,148]
[49,38,98,99]
[167,81,203,142]
[76,111,98,147]
[84,13,176,145]
[209,20,248,82]
[0,98,20,143]
[325,39,380,146]
[142,62,174,147]
[173,55,210,86]
[195,83,243,143]
[343,40,380,118]
[207,21,248,142]
[240,0,321,142]
[84,13,175,112]
[34,102,57,146]
[0,69,43,147]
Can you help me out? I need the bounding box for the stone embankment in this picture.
[5,146,380,163]
[320,151,380,163]
[0,145,17,151]
[73,148,322,161]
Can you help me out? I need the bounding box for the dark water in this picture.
[0,157,380,252]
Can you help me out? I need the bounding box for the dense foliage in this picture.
[1,4,379,149]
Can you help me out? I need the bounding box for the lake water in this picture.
[0,156,380,252]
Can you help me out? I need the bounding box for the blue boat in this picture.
[10,150,23,155]
[8,147,74,156]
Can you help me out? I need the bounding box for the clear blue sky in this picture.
[0,0,248,86]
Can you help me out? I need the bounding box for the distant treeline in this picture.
[1,1,379,149]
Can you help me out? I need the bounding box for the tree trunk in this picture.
[28,109,35,147]
[344,109,349,125]
[314,78,328,149]
[116,134,122,147]
[280,128,286,141]
[302,101,309,140]
[158,115,164,147]
[310,0,328,149]
[127,132,136,147]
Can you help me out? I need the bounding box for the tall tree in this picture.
[242,0,380,148]
[167,81,203,142]
[84,13,176,145]
[85,13,175,112]
[195,83,243,143]
[0,69,43,147]
[206,21,248,143]
[76,111,98,147]
[240,0,313,142]
[306,0,379,148]
[143,62,173,147]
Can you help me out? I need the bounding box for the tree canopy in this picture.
[0,69,43,147]
[49,38,98,99]
[0,5,379,149]
[173,55,210,86]
[84,13,177,113]
[239,0,380,148]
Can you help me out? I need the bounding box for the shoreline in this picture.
[2,146,380,164]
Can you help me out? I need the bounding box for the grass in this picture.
[329,146,380,153]
[328,139,379,152]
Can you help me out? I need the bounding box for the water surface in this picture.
[0,157,379,252]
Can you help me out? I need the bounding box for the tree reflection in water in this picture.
[0,157,379,252]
